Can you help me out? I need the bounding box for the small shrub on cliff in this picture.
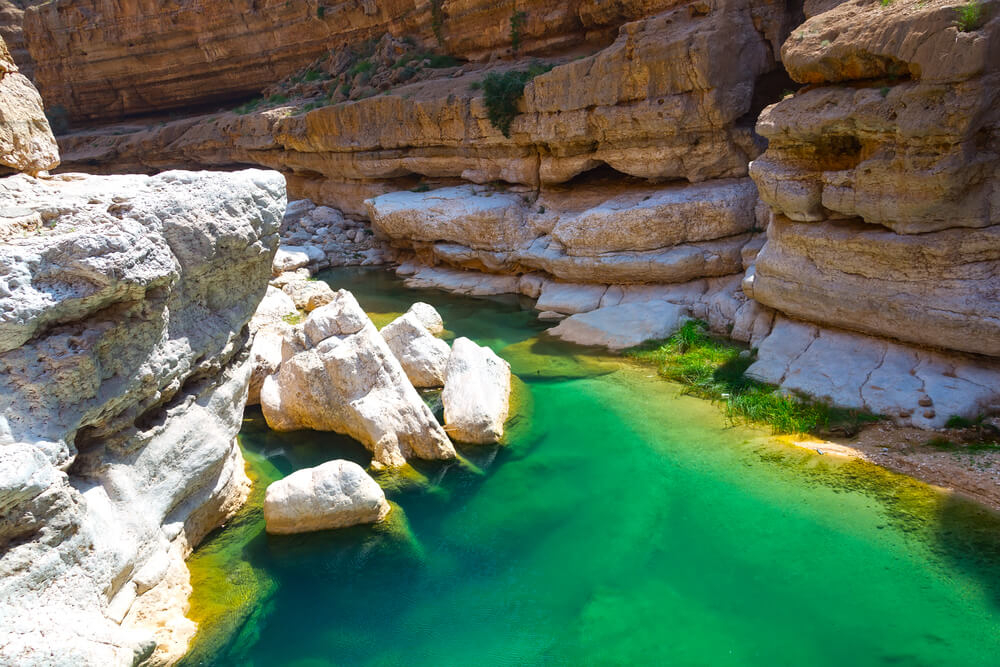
[955,0,985,31]
[628,320,879,436]
[510,10,527,54]
[480,63,552,137]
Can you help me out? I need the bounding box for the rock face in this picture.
[0,34,58,175]
[0,1,44,78]
[260,290,456,467]
[24,0,789,124]
[749,0,1000,359]
[263,460,390,535]
[747,317,1000,430]
[367,181,757,285]
[0,168,284,664]
[381,308,451,388]
[442,337,512,444]
[549,301,688,350]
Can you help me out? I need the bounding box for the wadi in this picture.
[1,0,998,664]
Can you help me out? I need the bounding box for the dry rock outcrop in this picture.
[442,337,512,444]
[749,0,999,359]
[0,34,58,175]
[381,306,452,388]
[263,460,390,535]
[260,290,456,467]
[0,167,285,665]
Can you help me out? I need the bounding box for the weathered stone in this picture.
[249,286,298,334]
[442,337,512,444]
[548,301,688,350]
[260,291,456,467]
[747,317,1000,429]
[0,168,283,665]
[405,301,444,336]
[282,276,336,312]
[0,34,59,175]
[752,216,1000,358]
[534,282,607,314]
[263,460,390,535]
[381,310,451,388]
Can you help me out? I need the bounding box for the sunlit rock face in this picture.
[749,0,1000,358]
[0,34,58,175]
[0,168,285,665]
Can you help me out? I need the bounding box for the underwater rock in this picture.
[263,460,390,534]
[442,337,512,444]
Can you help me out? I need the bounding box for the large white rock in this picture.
[442,337,512,444]
[260,290,456,467]
[248,325,288,406]
[249,286,298,333]
[534,282,608,315]
[0,168,284,665]
[405,302,445,335]
[747,316,1000,429]
[281,276,336,312]
[263,460,390,534]
[548,301,689,351]
[272,243,324,276]
[381,310,451,388]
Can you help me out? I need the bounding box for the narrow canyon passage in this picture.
[183,268,1000,667]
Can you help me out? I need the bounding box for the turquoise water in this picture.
[183,268,1000,666]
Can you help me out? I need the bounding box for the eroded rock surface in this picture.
[0,34,58,175]
[749,0,1000,361]
[260,290,456,467]
[263,460,390,535]
[549,301,688,350]
[381,308,451,388]
[0,168,284,665]
[442,337,512,444]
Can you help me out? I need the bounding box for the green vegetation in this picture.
[880,0,892,7]
[411,183,431,192]
[303,68,324,82]
[317,5,326,18]
[431,0,446,46]
[234,98,262,114]
[480,63,552,137]
[955,0,985,31]
[879,86,891,98]
[510,10,527,54]
[628,320,880,436]
[281,312,304,325]
[349,59,374,77]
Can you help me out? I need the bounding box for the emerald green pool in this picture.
[182,267,1000,666]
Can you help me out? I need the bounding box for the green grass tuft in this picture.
[627,320,879,436]
[955,0,985,31]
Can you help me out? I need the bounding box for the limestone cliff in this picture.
[24,0,791,123]
[0,1,42,78]
[0,33,58,174]
[0,168,285,664]
[746,0,1000,423]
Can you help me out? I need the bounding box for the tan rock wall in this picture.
[749,0,1000,359]
[0,34,59,174]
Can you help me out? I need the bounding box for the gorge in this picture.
[1,0,999,664]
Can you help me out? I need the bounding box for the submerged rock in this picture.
[548,301,689,351]
[381,309,451,388]
[442,337,512,444]
[263,460,390,534]
[260,290,456,467]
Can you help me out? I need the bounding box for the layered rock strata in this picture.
[0,168,285,664]
[24,0,792,123]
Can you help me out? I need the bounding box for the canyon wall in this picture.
[22,0,790,123]
[744,0,1000,423]
[23,0,1000,426]
[1,35,287,662]
[0,1,43,78]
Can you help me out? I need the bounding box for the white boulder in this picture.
[381,311,451,388]
[405,302,445,335]
[260,290,456,467]
[263,460,390,534]
[548,301,688,351]
[442,337,512,444]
